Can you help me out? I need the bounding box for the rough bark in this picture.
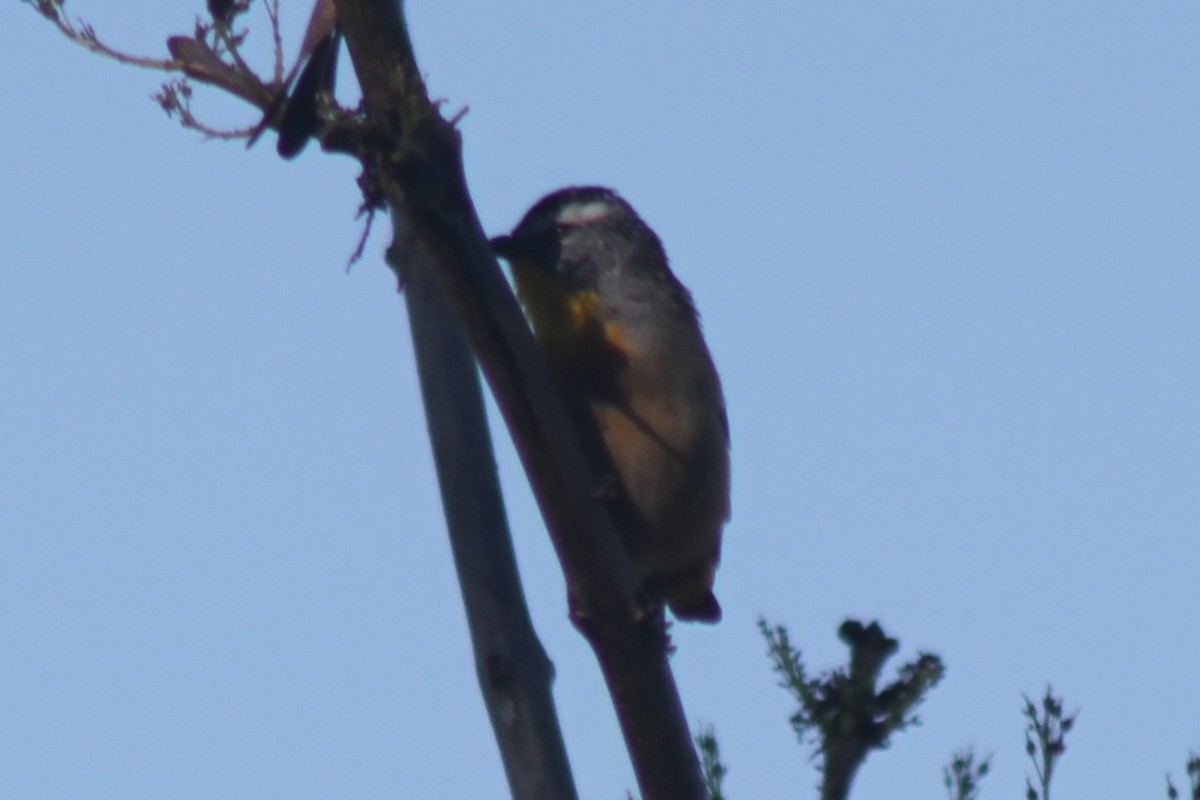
[388,213,578,800]
[333,1,707,796]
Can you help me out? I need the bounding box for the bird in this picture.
[491,187,730,623]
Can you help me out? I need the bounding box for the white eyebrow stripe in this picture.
[555,200,615,226]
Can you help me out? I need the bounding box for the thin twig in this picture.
[263,0,285,83]
[37,2,176,72]
[213,21,256,80]
[347,203,379,268]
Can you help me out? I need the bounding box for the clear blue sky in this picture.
[4,2,1198,798]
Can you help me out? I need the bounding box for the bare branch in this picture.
[332,0,708,795]
[263,0,285,84]
[166,36,272,108]
[30,1,365,153]
[211,17,257,83]
[30,0,291,140]
[386,213,579,799]
[35,1,176,72]
[346,201,379,269]
[154,77,259,140]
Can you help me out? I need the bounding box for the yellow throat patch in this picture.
[510,258,617,362]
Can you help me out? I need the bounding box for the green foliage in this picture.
[753,620,1188,800]
[1022,686,1077,800]
[1166,751,1200,800]
[695,724,728,800]
[759,617,944,800]
[943,746,990,800]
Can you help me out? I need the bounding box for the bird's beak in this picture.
[489,234,516,259]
